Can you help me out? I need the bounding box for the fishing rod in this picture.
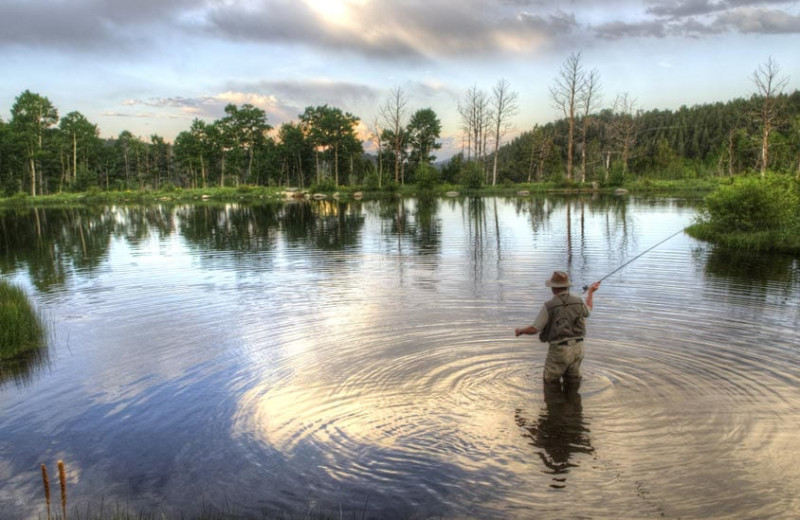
[582,228,685,292]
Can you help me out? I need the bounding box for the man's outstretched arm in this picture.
[585,281,601,310]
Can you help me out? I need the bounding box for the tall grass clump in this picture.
[687,174,800,254]
[0,280,45,360]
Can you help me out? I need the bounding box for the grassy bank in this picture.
[0,178,724,208]
[0,280,45,361]
[686,223,800,255]
[397,177,722,198]
[0,185,289,207]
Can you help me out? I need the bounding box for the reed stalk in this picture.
[40,463,51,520]
[58,460,67,520]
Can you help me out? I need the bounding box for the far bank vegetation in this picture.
[0,57,797,200]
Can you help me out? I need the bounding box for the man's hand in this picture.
[515,326,538,336]
[588,281,601,293]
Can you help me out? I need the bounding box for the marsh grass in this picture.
[0,280,46,360]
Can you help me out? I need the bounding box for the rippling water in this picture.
[1,196,799,519]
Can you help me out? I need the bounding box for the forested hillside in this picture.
[1,87,799,198]
[487,90,800,186]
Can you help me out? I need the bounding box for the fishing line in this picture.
[582,228,685,292]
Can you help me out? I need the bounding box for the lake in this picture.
[1,196,799,519]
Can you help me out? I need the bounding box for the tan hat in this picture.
[545,271,572,288]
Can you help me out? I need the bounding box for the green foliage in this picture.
[414,164,441,191]
[406,108,442,170]
[2,86,800,195]
[687,173,800,254]
[701,174,799,233]
[74,165,97,192]
[440,153,465,184]
[310,179,337,193]
[381,179,401,194]
[363,169,382,191]
[607,161,627,187]
[555,172,575,189]
[0,280,45,359]
[300,105,361,186]
[460,161,484,190]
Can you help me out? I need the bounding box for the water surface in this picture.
[1,196,799,519]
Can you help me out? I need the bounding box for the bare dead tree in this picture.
[578,68,602,183]
[457,93,473,160]
[490,79,519,186]
[380,87,409,184]
[751,57,789,177]
[369,116,384,188]
[482,108,493,182]
[458,85,491,166]
[550,52,586,182]
[610,92,638,175]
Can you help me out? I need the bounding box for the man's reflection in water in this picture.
[514,380,594,488]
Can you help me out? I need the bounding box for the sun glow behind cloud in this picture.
[303,0,369,27]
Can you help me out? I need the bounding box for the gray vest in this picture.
[539,293,587,343]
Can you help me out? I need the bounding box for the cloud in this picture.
[115,82,378,130]
[645,0,722,18]
[111,77,467,136]
[3,0,798,63]
[202,0,582,61]
[714,7,800,33]
[0,0,198,50]
[101,111,154,118]
[5,0,797,64]
[594,20,668,39]
[122,97,205,108]
[595,0,800,38]
[229,80,380,110]
[645,0,795,18]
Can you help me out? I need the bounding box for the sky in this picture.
[1,0,798,158]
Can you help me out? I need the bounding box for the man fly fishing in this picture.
[515,271,601,385]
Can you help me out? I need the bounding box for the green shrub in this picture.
[364,170,381,191]
[460,161,484,190]
[310,179,337,193]
[702,174,799,233]
[381,179,400,193]
[414,164,441,191]
[607,162,627,187]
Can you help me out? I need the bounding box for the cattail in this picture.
[57,460,67,520]
[40,464,51,520]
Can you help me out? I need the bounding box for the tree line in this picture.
[485,56,799,186]
[0,90,444,197]
[1,56,797,197]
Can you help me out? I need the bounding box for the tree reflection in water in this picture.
[515,381,595,489]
